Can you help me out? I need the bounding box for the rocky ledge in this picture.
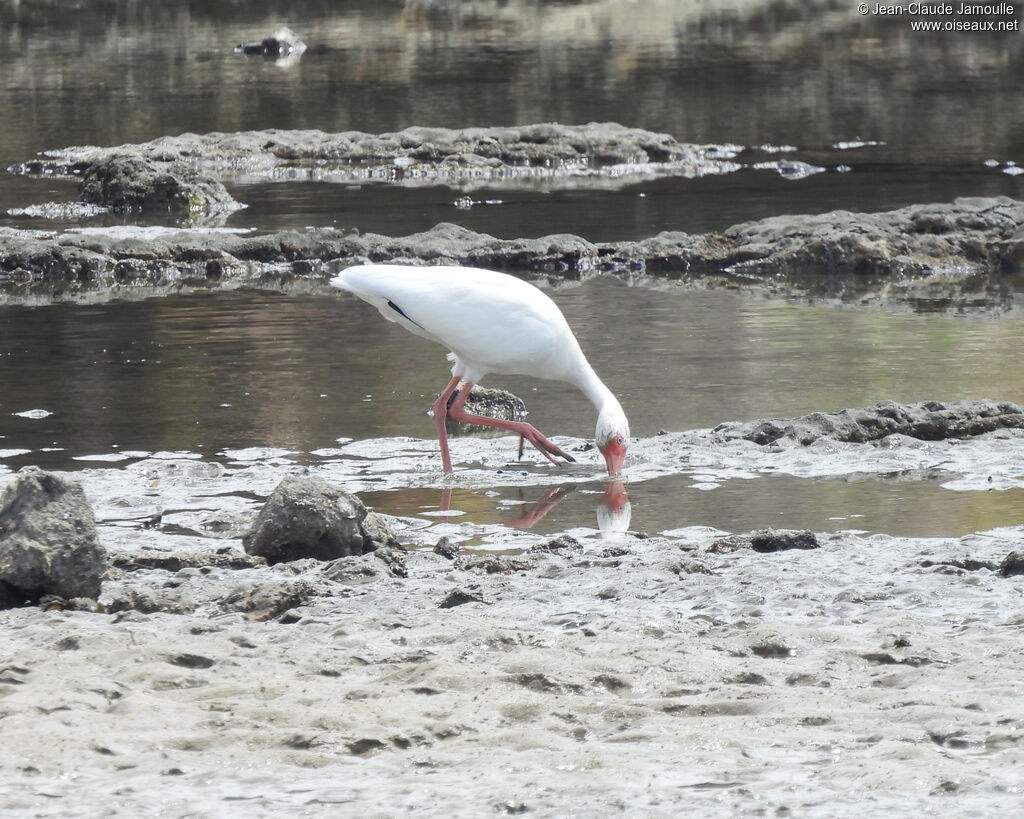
[1,196,1023,312]
[714,398,1024,447]
[8,122,738,213]
[4,124,1023,311]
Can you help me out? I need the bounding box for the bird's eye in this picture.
[615,436,623,446]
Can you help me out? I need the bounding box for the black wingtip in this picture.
[387,299,425,330]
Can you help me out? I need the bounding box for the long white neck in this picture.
[572,360,629,443]
[574,360,619,416]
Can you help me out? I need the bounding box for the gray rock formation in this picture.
[714,398,1024,447]
[0,467,106,606]
[242,476,399,564]
[79,154,239,215]
[709,529,821,553]
[14,122,732,178]
[443,384,527,436]
[2,197,1023,314]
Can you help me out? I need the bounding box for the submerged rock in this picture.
[242,476,399,565]
[0,467,106,606]
[715,399,1024,448]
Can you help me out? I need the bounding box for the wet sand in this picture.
[3,405,1024,815]
[3,4,1023,814]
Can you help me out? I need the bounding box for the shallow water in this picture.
[1,1,1022,237]
[362,471,1024,541]
[3,283,1023,537]
[4,283,1024,455]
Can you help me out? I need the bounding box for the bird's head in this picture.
[596,401,630,476]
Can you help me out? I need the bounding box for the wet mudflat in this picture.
[4,284,1024,817]
[3,1,1024,816]
[3,417,1024,816]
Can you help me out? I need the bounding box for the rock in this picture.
[433,537,460,560]
[242,476,399,565]
[437,587,488,608]
[750,643,796,658]
[709,529,820,554]
[106,587,197,616]
[110,549,266,573]
[79,153,239,215]
[530,534,584,554]
[749,530,820,552]
[361,511,402,552]
[998,551,1024,577]
[461,556,535,574]
[20,122,727,178]
[920,557,997,572]
[444,384,527,435]
[218,579,319,620]
[321,547,408,583]
[0,467,106,606]
[706,535,747,554]
[3,196,1024,313]
[450,384,526,421]
[715,399,1024,448]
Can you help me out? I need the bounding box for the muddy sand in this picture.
[2,399,1024,816]
[3,126,1023,814]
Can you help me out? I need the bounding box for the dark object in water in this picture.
[998,551,1024,577]
[235,27,306,62]
[239,37,290,57]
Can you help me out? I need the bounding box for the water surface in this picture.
[3,283,1023,537]
[1,0,1022,237]
[1,1,1023,539]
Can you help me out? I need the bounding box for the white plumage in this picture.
[331,264,629,474]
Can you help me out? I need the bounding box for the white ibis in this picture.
[331,264,629,475]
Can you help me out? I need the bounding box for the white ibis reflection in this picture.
[437,481,630,536]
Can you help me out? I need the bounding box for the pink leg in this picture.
[504,485,573,529]
[447,381,576,466]
[432,375,463,474]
